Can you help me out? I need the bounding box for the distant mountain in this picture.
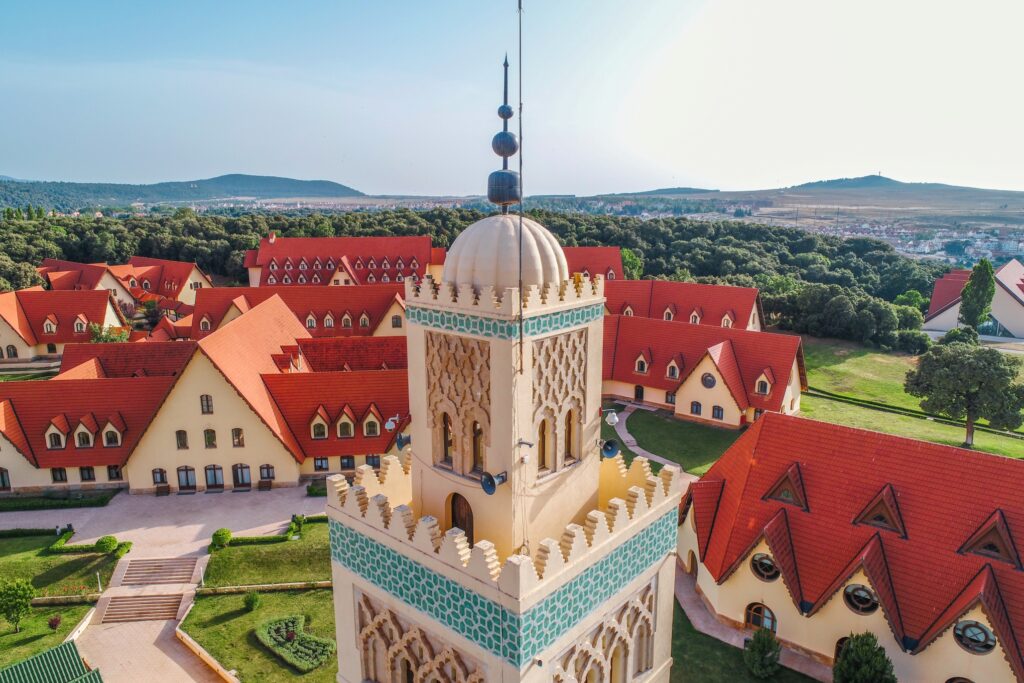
[0,175,26,182]
[613,186,718,196]
[0,173,363,211]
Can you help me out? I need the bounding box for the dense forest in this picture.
[0,207,947,348]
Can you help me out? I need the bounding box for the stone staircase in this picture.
[101,594,184,623]
[120,557,198,586]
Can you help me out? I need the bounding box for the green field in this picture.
[0,604,92,669]
[802,337,920,410]
[204,523,330,588]
[0,535,116,597]
[182,589,337,682]
[626,410,741,475]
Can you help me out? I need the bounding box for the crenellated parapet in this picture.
[327,454,682,611]
[405,274,604,319]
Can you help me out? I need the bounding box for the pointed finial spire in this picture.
[488,57,521,213]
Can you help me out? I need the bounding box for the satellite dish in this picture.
[601,440,620,459]
[396,433,411,451]
[480,471,508,496]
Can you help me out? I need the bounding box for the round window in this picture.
[701,373,716,389]
[750,553,780,582]
[953,620,996,654]
[843,585,879,614]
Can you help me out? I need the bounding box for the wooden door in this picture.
[450,493,474,546]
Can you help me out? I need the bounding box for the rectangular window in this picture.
[52,467,67,483]
[107,465,123,481]
[79,466,95,482]
[204,430,217,449]
[152,469,167,485]
[200,395,213,414]
[314,457,329,472]
[48,433,63,449]
[232,428,244,448]
[259,464,275,480]
[176,430,189,449]
[340,456,355,470]
[366,455,381,468]
[666,392,676,405]
[0,468,10,490]
[712,405,724,420]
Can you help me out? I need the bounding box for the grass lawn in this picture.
[801,336,919,410]
[801,396,1024,460]
[0,535,116,596]
[626,410,742,475]
[182,589,336,682]
[0,603,92,669]
[0,372,56,382]
[204,523,330,588]
[670,603,812,682]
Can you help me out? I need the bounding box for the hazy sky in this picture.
[1,0,1022,195]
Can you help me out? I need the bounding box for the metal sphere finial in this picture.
[487,56,521,211]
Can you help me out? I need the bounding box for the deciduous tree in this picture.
[0,578,35,633]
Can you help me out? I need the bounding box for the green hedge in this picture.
[228,535,289,547]
[210,513,325,550]
[305,482,327,497]
[255,615,336,673]
[0,528,54,538]
[47,529,127,555]
[0,489,119,512]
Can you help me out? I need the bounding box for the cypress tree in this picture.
[958,258,996,330]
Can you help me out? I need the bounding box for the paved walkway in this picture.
[674,568,831,682]
[613,404,699,484]
[77,620,221,683]
[0,485,324,556]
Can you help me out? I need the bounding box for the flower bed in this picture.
[255,615,336,673]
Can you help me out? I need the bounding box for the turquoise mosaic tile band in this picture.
[330,508,676,666]
[406,303,603,341]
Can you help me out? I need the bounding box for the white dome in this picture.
[442,214,569,292]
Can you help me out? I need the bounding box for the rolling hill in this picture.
[0,173,363,211]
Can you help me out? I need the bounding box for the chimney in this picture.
[268,231,276,244]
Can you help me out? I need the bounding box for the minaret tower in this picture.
[327,52,682,683]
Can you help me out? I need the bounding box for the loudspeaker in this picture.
[480,471,508,495]
[601,440,620,459]
[396,433,412,450]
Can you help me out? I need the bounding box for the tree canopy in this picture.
[958,258,996,329]
[832,632,896,683]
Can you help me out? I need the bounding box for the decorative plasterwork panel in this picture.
[424,331,490,472]
[407,303,603,341]
[532,328,587,424]
[329,509,677,666]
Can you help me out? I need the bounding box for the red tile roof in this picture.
[245,235,436,286]
[57,342,197,378]
[0,376,177,468]
[691,412,1024,677]
[0,290,122,345]
[37,259,113,292]
[926,269,971,318]
[603,315,805,411]
[563,247,623,280]
[125,256,209,302]
[604,279,761,329]
[297,337,407,372]
[189,285,404,339]
[263,370,409,458]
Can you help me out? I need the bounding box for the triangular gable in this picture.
[362,402,383,423]
[50,414,70,434]
[761,462,808,512]
[683,341,748,410]
[958,509,1023,569]
[690,478,724,560]
[313,404,330,424]
[763,509,809,612]
[853,483,907,539]
[0,399,35,466]
[77,413,98,434]
[337,404,357,423]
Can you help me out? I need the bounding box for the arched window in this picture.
[48,433,63,449]
[232,464,251,487]
[231,428,244,447]
[152,468,167,485]
[205,464,224,489]
[364,420,379,437]
[564,411,577,462]
[690,313,700,324]
[200,319,211,331]
[77,432,92,448]
[175,430,188,449]
[203,429,217,448]
[441,413,453,464]
[74,321,86,333]
[142,280,151,290]
[324,316,334,328]
[538,419,549,471]
[834,638,849,663]
[200,394,213,414]
[712,405,724,420]
[635,359,647,373]
[471,421,484,472]
[5,345,16,359]
[663,309,674,321]
[610,643,626,683]
[338,421,353,438]
[342,315,352,328]
[359,315,370,328]
[690,401,702,416]
[391,315,402,329]
[312,422,327,440]
[757,380,770,394]
[306,316,316,329]
[634,621,653,675]
[104,430,119,447]
[177,466,196,490]
[607,269,616,280]
[667,364,678,379]
[745,603,776,632]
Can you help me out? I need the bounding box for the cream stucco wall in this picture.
[678,516,1017,682]
[672,355,744,426]
[176,267,213,306]
[0,431,125,494]
[747,307,762,331]
[0,319,33,360]
[370,301,407,337]
[125,352,300,493]
[96,272,135,306]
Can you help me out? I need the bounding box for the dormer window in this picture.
[326,260,335,270]
[298,274,307,284]
[582,270,591,279]
[355,260,363,270]
[269,261,278,271]
[607,269,616,280]
[635,358,647,374]
[199,317,212,332]
[283,275,292,284]
[359,314,370,328]
[284,259,293,269]
[396,259,405,269]
[313,259,322,269]
[364,419,379,437]
[130,278,138,287]
[312,274,321,284]
[382,274,390,283]
[324,315,334,328]
[337,420,353,438]
[367,274,376,283]
[104,430,120,447]
[306,315,317,329]
[722,315,734,328]
[299,260,308,270]
[76,431,92,448]
[690,313,700,324]
[142,280,151,290]
[666,362,679,379]
[368,259,377,269]
[74,318,87,333]
[48,432,64,449]
[43,320,57,334]
[381,258,390,269]
[267,275,277,285]
[397,274,404,282]
[623,306,634,317]
[410,258,419,269]
[663,308,674,321]
[342,315,352,328]
[311,422,327,440]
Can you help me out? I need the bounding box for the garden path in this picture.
[77,620,221,683]
[613,404,699,483]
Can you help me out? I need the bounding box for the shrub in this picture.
[306,482,327,497]
[48,529,100,554]
[0,579,36,633]
[255,615,336,673]
[211,528,232,549]
[244,591,262,612]
[48,614,62,631]
[113,541,133,559]
[939,326,979,346]
[895,329,931,354]
[743,628,781,679]
[833,632,896,683]
[95,535,118,553]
